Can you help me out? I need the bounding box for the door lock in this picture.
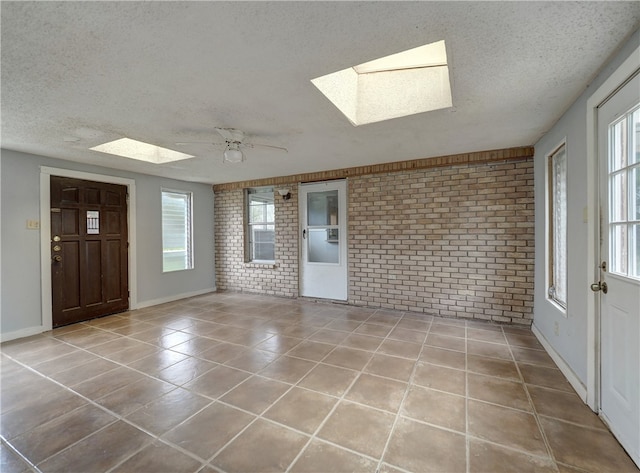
[52,255,62,263]
[590,281,608,294]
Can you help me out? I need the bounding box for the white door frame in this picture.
[39,166,138,331]
[585,45,640,411]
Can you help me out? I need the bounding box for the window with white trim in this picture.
[246,187,275,262]
[548,143,567,308]
[162,189,193,272]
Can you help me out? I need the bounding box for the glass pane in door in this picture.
[308,228,339,263]
[308,191,338,226]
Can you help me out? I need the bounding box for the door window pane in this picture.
[308,191,338,226]
[308,228,339,263]
[608,104,640,279]
[162,190,193,272]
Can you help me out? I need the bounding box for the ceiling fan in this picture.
[176,128,287,163]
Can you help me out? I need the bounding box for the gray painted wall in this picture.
[1,149,215,337]
[533,30,640,386]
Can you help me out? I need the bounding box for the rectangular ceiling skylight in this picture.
[311,40,452,126]
[90,138,194,164]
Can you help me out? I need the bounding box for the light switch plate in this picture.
[26,219,40,229]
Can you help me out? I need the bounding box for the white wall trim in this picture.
[135,287,216,309]
[39,167,138,331]
[585,45,640,411]
[532,322,588,402]
[1,325,46,343]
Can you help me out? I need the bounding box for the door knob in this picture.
[52,255,62,262]
[590,281,608,294]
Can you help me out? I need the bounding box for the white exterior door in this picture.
[299,180,348,300]
[597,70,640,468]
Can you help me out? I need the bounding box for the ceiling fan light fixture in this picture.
[223,143,244,163]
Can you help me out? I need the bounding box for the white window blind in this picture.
[162,190,193,272]
[548,144,567,308]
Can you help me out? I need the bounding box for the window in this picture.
[548,143,567,308]
[162,189,193,272]
[609,105,640,279]
[246,187,275,262]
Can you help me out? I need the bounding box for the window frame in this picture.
[547,140,568,311]
[245,187,275,263]
[161,188,194,273]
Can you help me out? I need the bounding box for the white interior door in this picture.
[597,70,640,468]
[299,180,348,300]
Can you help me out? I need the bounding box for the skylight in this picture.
[311,40,452,126]
[90,138,194,164]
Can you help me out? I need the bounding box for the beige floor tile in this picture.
[429,324,466,338]
[223,348,279,372]
[425,333,466,352]
[1,388,87,440]
[505,332,544,350]
[307,329,350,344]
[468,400,547,456]
[220,375,290,414]
[468,438,556,473]
[156,330,196,348]
[38,421,153,472]
[512,347,556,367]
[183,365,250,399]
[519,363,575,392]
[259,356,316,384]
[419,346,466,370]
[126,349,189,374]
[467,354,521,381]
[339,333,383,352]
[170,337,221,357]
[354,323,392,338]
[255,336,303,354]
[1,440,32,473]
[156,356,217,386]
[395,318,430,332]
[467,327,507,343]
[468,373,532,411]
[72,366,147,400]
[298,364,358,397]
[31,349,100,376]
[378,339,422,359]
[290,439,378,473]
[467,339,512,360]
[162,402,254,460]
[345,373,407,413]
[387,326,427,344]
[212,419,308,472]
[318,401,395,459]
[541,417,639,473]
[413,362,465,395]
[96,376,176,416]
[198,342,247,363]
[325,319,363,332]
[9,405,116,464]
[402,385,466,432]
[323,346,373,371]
[111,440,203,473]
[264,387,337,434]
[49,357,120,386]
[364,354,415,382]
[384,417,466,473]
[125,388,211,435]
[528,385,605,429]
[287,340,336,361]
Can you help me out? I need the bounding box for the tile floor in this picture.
[1,292,637,473]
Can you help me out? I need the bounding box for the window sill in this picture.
[245,261,278,269]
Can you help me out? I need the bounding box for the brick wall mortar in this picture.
[214,159,534,324]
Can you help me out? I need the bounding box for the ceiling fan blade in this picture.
[214,127,244,142]
[243,143,288,152]
[175,141,226,146]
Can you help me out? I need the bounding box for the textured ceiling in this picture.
[2,1,639,184]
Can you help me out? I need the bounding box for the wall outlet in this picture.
[554,321,560,336]
[26,219,40,230]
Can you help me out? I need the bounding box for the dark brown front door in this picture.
[51,176,129,327]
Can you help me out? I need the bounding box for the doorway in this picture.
[299,180,348,300]
[595,69,640,467]
[50,176,129,327]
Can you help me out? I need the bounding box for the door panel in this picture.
[51,176,129,327]
[299,180,348,300]
[598,70,640,467]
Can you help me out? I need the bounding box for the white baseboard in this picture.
[531,323,588,403]
[1,325,46,343]
[134,287,217,310]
